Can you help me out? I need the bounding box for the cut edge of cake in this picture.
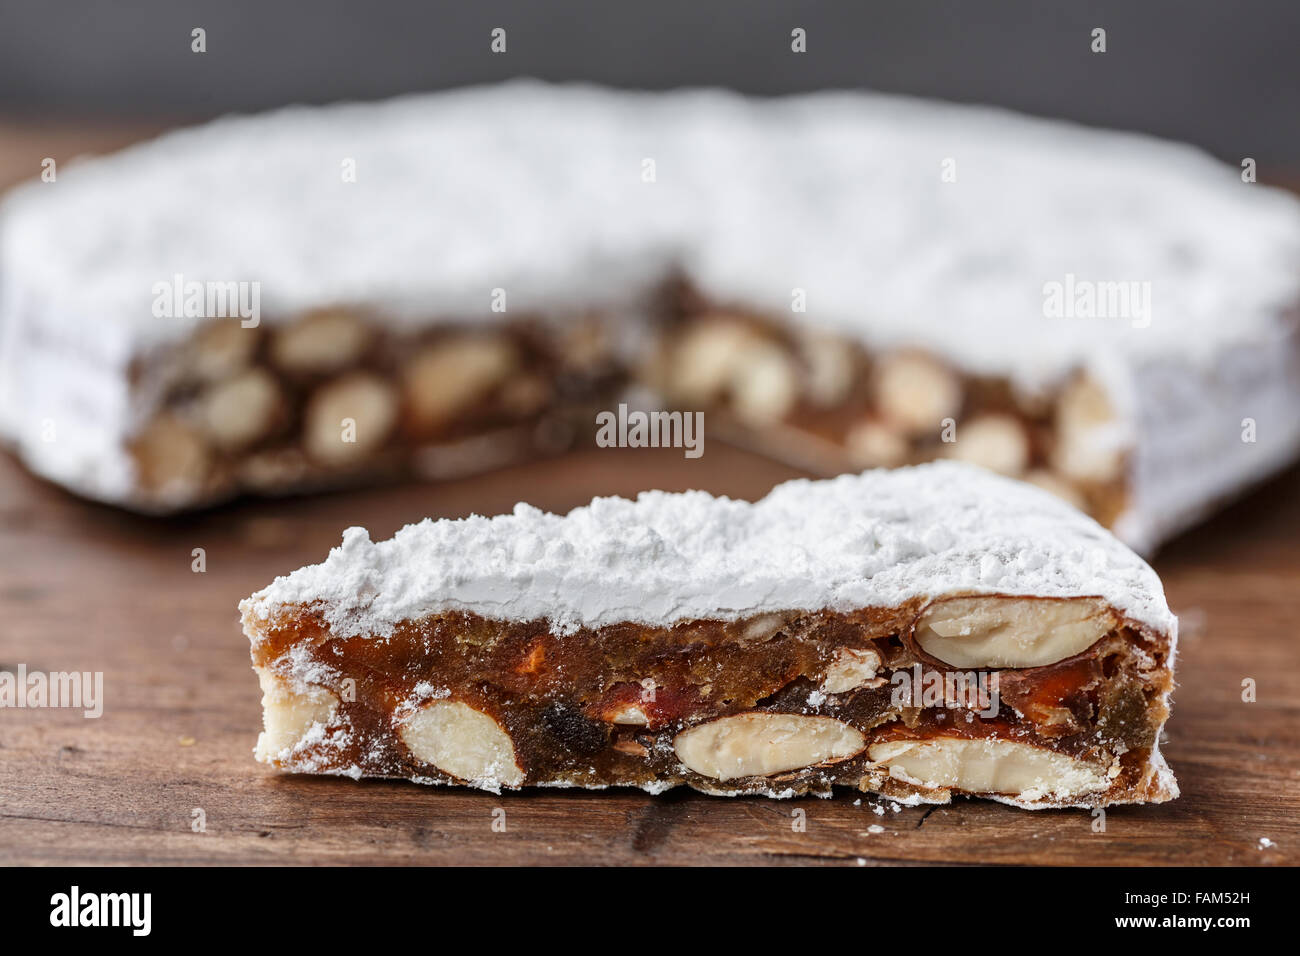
[241,462,1179,809]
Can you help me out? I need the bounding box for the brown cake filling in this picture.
[647,287,1129,527]
[247,594,1173,804]
[128,311,622,506]
[129,290,1131,528]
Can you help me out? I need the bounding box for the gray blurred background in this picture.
[2,0,1298,164]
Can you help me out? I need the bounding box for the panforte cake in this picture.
[240,462,1179,808]
[3,84,1300,550]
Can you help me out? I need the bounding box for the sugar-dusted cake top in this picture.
[241,462,1175,638]
[5,82,1300,390]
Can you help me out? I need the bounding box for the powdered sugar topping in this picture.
[241,461,1174,637]
[4,82,1299,392]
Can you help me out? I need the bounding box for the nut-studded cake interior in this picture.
[128,311,624,507]
[240,463,1180,806]
[647,289,1129,528]
[247,593,1175,807]
[133,289,1131,530]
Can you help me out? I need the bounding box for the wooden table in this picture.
[2,444,1297,866]
[0,124,1296,866]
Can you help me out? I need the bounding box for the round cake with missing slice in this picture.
[1,82,1298,551]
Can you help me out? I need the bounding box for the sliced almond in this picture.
[403,333,519,431]
[398,699,524,788]
[197,368,283,450]
[190,320,260,382]
[913,595,1113,669]
[868,737,1110,800]
[729,341,799,425]
[303,373,398,465]
[673,712,865,781]
[798,330,856,407]
[874,353,962,436]
[607,704,650,726]
[270,310,371,375]
[666,318,799,423]
[1051,376,1125,483]
[254,667,339,762]
[667,318,761,405]
[590,680,661,728]
[740,612,796,643]
[821,647,883,694]
[946,413,1029,477]
[845,418,909,468]
[131,414,212,494]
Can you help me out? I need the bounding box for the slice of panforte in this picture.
[240,461,1178,808]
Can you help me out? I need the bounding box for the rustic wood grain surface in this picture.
[0,125,1296,867]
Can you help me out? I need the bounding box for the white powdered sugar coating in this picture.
[241,461,1174,638]
[3,81,1299,390]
